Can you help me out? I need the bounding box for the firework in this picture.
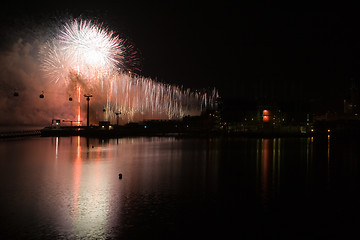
[40,18,218,124]
[40,19,124,85]
[60,20,122,71]
[99,72,219,123]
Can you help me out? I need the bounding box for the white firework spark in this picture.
[40,42,70,83]
[39,18,218,124]
[40,19,124,85]
[59,19,123,71]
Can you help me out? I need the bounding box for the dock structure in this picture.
[0,130,41,138]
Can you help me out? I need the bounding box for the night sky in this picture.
[2,1,360,110]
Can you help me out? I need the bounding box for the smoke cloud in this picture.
[0,39,76,126]
[0,20,218,128]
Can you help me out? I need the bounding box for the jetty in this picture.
[0,130,41,138]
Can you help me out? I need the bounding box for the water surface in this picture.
[0,136,359,239]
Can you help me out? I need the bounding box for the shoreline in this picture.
[39,126,340,139]
[1,126,358,139]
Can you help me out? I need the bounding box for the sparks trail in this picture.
[39,17,218,124]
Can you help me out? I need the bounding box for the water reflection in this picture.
[256,137,322,207]
[38,137,219,239]
[327,134,331,187]
[256,138,281,207]
[73,136,81,217]
[306,137,314,185]
[1,136,360,239]
[55,137,59,159]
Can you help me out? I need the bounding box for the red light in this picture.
[262,110,272,123]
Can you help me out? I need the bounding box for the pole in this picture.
[84,94,93,127]
[115,112,121,126]
[87,97,89,127]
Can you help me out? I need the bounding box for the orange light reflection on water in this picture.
[261,139,271,206]
[69,137,112,238]
[73,136,82,216]
[257,138,281,208]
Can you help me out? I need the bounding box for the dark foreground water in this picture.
[0,136,359,239]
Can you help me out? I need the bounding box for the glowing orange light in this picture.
[78,86,81,102]
[77,87,81,126]
[262,110,272,123]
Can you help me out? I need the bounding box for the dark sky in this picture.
[2,1,360,108]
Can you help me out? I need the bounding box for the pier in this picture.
[0,130,41,138]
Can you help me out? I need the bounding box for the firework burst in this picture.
[59,19,123,71]
[39,17,217,124]
[40,19,126,85]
